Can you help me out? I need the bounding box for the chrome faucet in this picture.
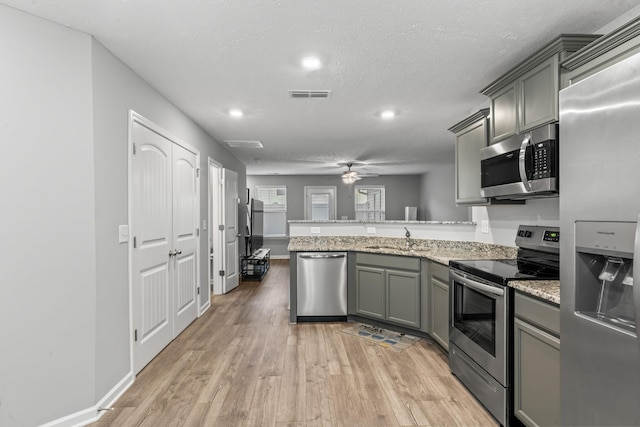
[404,227,415,250]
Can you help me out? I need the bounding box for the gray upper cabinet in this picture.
[519,56,558,131]
[448,109,490,206]
[481,34,600,144]
[562,17,640,86]
[490,83,517,142]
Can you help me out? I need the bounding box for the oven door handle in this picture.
[450,270,504,297]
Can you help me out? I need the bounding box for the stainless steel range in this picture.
[448,225,560,426]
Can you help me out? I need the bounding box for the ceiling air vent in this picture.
[288,90,332,99]
[224,140,264,149]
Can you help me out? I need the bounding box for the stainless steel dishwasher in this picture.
[296,252,348,321]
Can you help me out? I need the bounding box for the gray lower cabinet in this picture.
[355,253,421,329]
[355,265,385,320]
[428,261,450,350]
[513,292,561,427]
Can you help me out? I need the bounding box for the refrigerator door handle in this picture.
[634,215,640,344]
[518,134,532,192]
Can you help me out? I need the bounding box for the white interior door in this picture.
[172,143,199,336]
[222,168,239,293]
[131,122,174,373]
[131,116,199,373]
[304,186,337,220]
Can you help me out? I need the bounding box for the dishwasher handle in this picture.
[299,253,346,259]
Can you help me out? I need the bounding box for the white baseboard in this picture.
[39,372,134,427]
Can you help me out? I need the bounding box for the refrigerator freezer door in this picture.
[560,51,640,426]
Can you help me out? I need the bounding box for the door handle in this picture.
[518,134,532,192]
[176,249,182,255]
[169,250,176,257]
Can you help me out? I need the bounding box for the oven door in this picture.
[449,269,507,385]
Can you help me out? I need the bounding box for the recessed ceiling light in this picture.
[229,109,243,118]
[301,56,321,70]
[381,110,395,119]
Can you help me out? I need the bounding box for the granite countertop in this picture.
[288,235,560,304]
[509,280,560,305]
[289,220,475,225]
[288,236,517,265]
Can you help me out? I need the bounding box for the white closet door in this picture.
[222,168,239,293]
[131,118,200,374]
[172,143,199,336]
[131,122,174,374]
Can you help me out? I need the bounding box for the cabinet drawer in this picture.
[430,261,449,282]
[356,253,420,271]
[515,291,560,337]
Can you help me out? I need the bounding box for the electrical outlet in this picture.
[367,227,376,234]
[481,220,489,234]
[310,227,321,234]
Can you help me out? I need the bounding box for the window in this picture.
[355,185,385,221]
[255,185,287,236]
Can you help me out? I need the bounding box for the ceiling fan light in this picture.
[342,175,357,184]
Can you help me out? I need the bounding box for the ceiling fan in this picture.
[341,163,361,184]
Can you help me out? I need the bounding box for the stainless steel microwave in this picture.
[480,124,558,200]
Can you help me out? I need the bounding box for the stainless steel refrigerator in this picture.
[559,51,640,426]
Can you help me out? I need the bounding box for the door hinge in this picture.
[196,168,200,178]
[132,143,136,155]
[133,236,137,249]
[197,287,200,295]
[219,270,225,277]
[219,225,225,231]
[134,329,138,342]
[196,228,200,237]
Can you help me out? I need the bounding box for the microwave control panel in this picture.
[532,141,555,179]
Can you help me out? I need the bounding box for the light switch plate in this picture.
[203,220,207,231]
[481,220,489,234]
[118,225,129,243]
[367,227,376,234]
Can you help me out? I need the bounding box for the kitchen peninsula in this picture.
[287,220,560,329]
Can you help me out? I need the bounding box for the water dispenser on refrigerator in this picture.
[575,221,636,335]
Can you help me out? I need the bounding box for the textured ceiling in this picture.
[3,0,639,176]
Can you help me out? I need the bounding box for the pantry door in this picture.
[131,116,199,373]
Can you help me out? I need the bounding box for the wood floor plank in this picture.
[90,260,496,427]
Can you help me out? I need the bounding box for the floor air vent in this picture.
[288,90,332,99]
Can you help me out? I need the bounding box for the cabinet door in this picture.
[355,266,385,320]
[490,82,518,143]
[386,269,420,329]
[430,276,450,350]
[514,317,561,427]
[455,118,489,205]
[519,56,559,132]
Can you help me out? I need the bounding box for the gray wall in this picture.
[247,174,421,222]
[0,7,97,425]
[247,174,421,256]
[0,6,246,425]
[92,40,246,403]
[419,162,471,221]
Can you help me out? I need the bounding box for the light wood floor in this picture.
[93,259,497,427]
